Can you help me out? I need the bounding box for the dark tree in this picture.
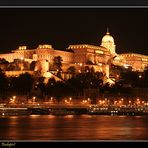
[0,58,9,71]
[84,66,90,73]
[30,61,36,70]
[67,66,76,76]
[141,68,148,87]
[120,71,139,87]
[53,81,64,103]
[0,70,8,99]
[0,58,9,64]
[10,73,34,95]
[90,67,95,74]
[67,71,103,98]
[7,63,18,71]
[53,56,63,71]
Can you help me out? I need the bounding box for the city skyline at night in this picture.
[1,7,148,142]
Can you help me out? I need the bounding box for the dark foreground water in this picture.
[0,115,148,140]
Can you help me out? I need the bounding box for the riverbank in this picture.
[0,106,148,116]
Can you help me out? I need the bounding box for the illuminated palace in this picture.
[0,29,148,80]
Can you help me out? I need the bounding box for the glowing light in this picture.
[20,57,24,60]
[142,58,148,62]
[38,44,52,49]
[82,100,87,103]
[19,46,27,50]
[95,50,104,54]
[32,96,36,103]
[13,96,16,99]
[123,64,131,69]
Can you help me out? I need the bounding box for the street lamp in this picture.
[33,96,36,104]
[12,96,16,104]
[13,96,16,99]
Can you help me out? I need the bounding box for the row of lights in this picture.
[38,44,52,49]
[96,98,148,107]
[69,45,103,50]
[69,45,88,49]
[8,96,148,107]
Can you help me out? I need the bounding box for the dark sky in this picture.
[0,8,148,55]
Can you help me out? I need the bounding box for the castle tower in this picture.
[101,28,116,55]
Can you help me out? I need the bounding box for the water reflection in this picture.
[64,115,74,118]
[0,115,148,140]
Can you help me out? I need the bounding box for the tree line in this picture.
[1,57,148,102]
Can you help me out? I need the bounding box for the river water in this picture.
[0,115,148,140]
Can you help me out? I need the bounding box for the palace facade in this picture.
[0,29,148,79]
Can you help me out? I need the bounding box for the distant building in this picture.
[0,28,148,79]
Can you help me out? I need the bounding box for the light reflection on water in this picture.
[0,115,148,140]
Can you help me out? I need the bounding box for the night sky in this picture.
[0,8,148,55]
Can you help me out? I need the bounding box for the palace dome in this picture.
[102,32,114,44]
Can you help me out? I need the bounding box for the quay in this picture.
[0,107,30,116]
[0,104,148,116]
